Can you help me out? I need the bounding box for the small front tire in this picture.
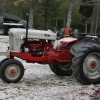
[0,58,9,78]
[0,59,24,83]
[0,58,9,66]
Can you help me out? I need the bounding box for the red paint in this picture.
[10,38,76,64]
[64,28,72,37]
[10,69,16,75]
[90,61,97,69]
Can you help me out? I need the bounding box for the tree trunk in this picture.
[85,19,88,33]
[66,0,76,28]
[44,9,47,30]
[55,15,58,28]
[95,7,99,34]
[29,6,33,28]
[90,2,100,34]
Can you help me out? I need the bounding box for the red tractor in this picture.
[1,21,100,85]
[0,27,77,83]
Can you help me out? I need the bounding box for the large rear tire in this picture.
[49,63,72,76]
[0,59,24,83]
[72,44,100,85]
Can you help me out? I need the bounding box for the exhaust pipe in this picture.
[26,13,29,41]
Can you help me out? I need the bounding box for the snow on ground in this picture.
[0,35,99,100]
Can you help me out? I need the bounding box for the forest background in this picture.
[0,0,100,34]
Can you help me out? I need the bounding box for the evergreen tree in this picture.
[90,0,100,34]
[39,0,60,30]
[14,0,41,28]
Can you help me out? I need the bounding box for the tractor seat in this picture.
[60,38,77,45]
[53,37,77,50]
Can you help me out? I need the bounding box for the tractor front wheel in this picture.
[0,58,9,78]
[49,63,72,76]
[0,59,24,83]
[72,44,100,85]
[0,58,9,67]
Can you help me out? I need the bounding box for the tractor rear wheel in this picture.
[0,59,24,83]
[49,63,72,76]
[72,44,100,85]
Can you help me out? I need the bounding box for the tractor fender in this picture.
[70,39,100,56]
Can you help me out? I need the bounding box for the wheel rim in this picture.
[5,64,21,80]
[83,52,100,79]
[59,63,71,71]
[0,29,4,34]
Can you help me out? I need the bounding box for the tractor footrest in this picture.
[53,59,71,63]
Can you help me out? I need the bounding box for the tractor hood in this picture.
[9,28,57,51]
[9,28,57,40]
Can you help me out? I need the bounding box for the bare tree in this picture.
[90,0,100,34]
[14,0,41,28]
[66,0,77,28]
